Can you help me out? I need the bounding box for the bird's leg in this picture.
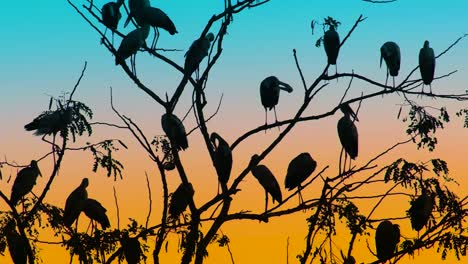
[385,70,389,88]
[264,191,268,214]
[102,28,108,45]
[348,156,352,174]
[264,109,268,134]
[155,28,160,50]
[339,147,344,176]
[343,152,348,175]
[335,64,338,83]
[133,54,137,76]
[273,107,280,131]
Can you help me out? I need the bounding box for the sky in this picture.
[0,0,467,263]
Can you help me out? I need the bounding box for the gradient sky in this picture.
[1,0,468,263]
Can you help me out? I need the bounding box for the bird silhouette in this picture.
[323,25,340,75]
[251,156,282,213]
[83,198,111,229]
[124,0,150,27]
[161,113,188,151]
[10,160,42,206]
[375,220,400,262]
[284,152,317,205]
[419,40,435,94]
[121,231,143,264]
[101,0,124,44]
[184,33,214,79]
[380,41,401,88]
[408,188,435,232]
[260,76,293,128]
[169,183,194,220]
[115,25,150,74]
[63,178,89,227]
[337,103,358,174]
[24,107,73,136]
[5,223,28,264]
[211,132,232,192]
[139,6,178,50]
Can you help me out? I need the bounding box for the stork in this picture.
[337,103,358,174]
[259,76,293,128]
[251,156,282,213]
[139,6,178,50]
[115,25,150,75]
[380,41,401,89]
[169,183,194,220]
[101,0,124,44]
[161,113,188,151]
[284,152,317,206]
[10,160,42,206]
[184,33,215,79]
[323,25,340,75]
[211,132,232,193]
[124,0,150,27]
[419,40,435,94]
[375,220,400,262]
[83,198,111,230]
[63,178,89,228]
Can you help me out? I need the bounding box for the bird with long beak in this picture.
[323,25,340,75]
[337,104,358,174]
[260,76,293,129]
[380,41,401,89]
[101,0,124,45]
[419,40,435,94]
[10,160,42,206]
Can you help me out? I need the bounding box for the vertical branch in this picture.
[113,186,120,230]
[153,159,169,264]
[145,172,152,228]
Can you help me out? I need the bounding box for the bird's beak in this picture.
[38,168,43,177]
[278,81,293,93]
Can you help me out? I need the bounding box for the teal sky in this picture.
[1,0,466,147]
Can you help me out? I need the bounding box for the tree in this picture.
[0,0,467,263]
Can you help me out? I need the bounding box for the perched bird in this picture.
[5,224,28,264]
[284,153,317,205]
[83,198,111,229]
[211,132,232,190]
[124,0,151,27]
[375,220,400,262]
[10,160,42,206]
[63,178,89,227]
[251,157,282,213]
[101,0,124,44]
[419,40,435,94]
[121,232,143,264]
[169,183,194,220]
[161,113,188,151]
[408,189,435,232]
[260,76,293,127]
[184,33,215,78]
[115,25,150,74]
[323,25,340,74]
[24,107,73,136]
[139,7,178,49]
[380,41,401,88]
[337,103,358,173]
